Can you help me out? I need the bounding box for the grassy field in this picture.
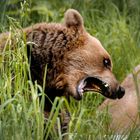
[0,0,140,139]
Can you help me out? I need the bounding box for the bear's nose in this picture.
[117,86,125,99]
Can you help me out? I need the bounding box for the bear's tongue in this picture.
[77,76,110,98]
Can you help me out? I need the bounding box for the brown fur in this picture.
[99,65,140,133]
[24,21,86,110]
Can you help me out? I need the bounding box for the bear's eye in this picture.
[103,58,111,69]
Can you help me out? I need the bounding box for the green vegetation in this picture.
[0,0,140,139]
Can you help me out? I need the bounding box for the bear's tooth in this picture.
[104,83,109,88]
[80,91,83,96]
[80,89,84,96]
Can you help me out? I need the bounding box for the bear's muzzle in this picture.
[77,76,125,100]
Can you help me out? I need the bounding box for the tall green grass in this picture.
[0,0,140,140]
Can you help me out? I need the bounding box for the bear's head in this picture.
[27,9,125,102]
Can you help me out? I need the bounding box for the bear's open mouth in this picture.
[77,76,117,99]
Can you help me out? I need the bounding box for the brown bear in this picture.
[25,9,125,103]
[0,9,125,131]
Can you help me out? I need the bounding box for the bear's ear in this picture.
[64,9,84,29]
